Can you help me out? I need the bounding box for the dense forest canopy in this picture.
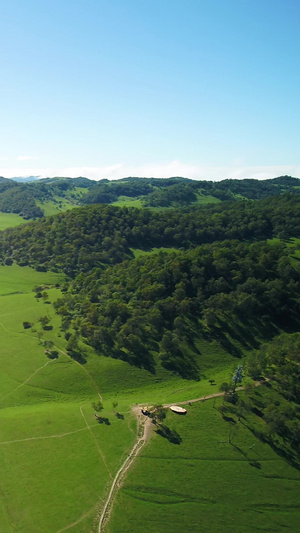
[54,239,300,376]
[0,194,299,275]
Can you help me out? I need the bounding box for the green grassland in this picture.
[0,264,299,532]
[0,264,240,532]
[268,236,300,266]
[112,193,221,208]
[0,265,65,295]
[111,196,144,208]
[35,187,89,216]
[36,198,77,216]
[131,247,180,259]
[0,266,137,532]
[108,396,300,533]
[195,192,221,204]
[0,213,27,230]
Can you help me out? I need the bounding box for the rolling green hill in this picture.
[0,184,300,531]
[0,174,299,221]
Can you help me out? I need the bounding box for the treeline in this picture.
[54,239,300,376]
[0,194,299,276]
[81,175,300,207]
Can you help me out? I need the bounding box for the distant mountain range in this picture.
[11,176,41,183]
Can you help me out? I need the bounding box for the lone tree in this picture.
[39,315,50,330]
[232,365,243,392]
[151,405,166,425]
[92,400,103,412]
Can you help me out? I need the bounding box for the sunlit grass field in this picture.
[108,397,300,533]
[0,264,299,532]
[0,213,27,230]
[36,198,77,216]
[0,265,137,532]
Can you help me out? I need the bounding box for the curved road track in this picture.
[97,381,266,532]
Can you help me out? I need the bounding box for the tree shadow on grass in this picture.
[155,424,182,444]
[229,441,262,469]
[68,351,87,364]
[96,417,111,425]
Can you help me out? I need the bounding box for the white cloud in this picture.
[0,162,299,181]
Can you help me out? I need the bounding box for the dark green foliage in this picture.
[96,416,110,425]
[39,315,50,330]
[54,238,300,375]
[0,177,19,193]
[0,179,299,383]
[1,193,300,276]
[143,183,198,207]
[236,335,300,466]
[0,187,43,218]
[152,405,166,423]
[0,176,96,219]
[46,350,59,359]
[0,174,298,220]
[249,333,300,402]
[81,179,153,205]
[80,175,300,207]
[232,365,243,391]
[92,400,103,412]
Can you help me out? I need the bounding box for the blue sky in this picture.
[0,0,299,180]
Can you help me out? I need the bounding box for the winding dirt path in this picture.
[97,409,152,532]
[97,380,267,532]
[0,424,99,445]
[55,346,103,402]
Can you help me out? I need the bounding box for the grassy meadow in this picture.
[0,213,27,230]
[0,264,299,532]
[0,265,137,532]
[108,396,300,533]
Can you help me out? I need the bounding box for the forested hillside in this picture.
[0,176,93,218]
[54,239,300,377]
[0,193,299,377]
[81,175,300,207]
[1,193,299,275]
[0,175,299,218]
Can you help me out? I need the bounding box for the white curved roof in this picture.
[170,405,187,414]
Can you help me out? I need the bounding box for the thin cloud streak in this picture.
[0,162,299,181]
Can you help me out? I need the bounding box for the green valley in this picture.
[0,177,299,532]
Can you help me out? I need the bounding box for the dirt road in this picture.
[97,380,267,532]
